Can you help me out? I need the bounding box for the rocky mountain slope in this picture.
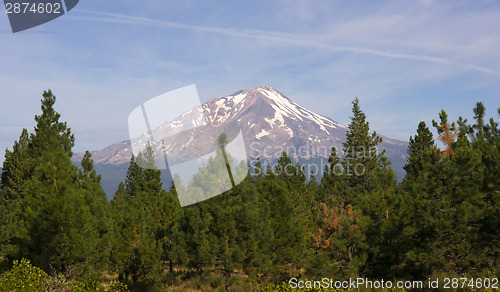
[73,85,408,197]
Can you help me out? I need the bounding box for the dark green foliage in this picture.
[342,97,385,190]
[473,101,486,134]
[158,185,186,273]
[326,98,397,278]
[403,121,435,179]
[1,128,30,200]
[77,151,111,272]
[30,90,75,157]
[0,90,110,279]
[163,150,306,285]
[20,91,107,277]
[110,150,166,283]
[394,106,499,279]
[308,198,365,278]
[259,171,305,278]
[0,129,31,270]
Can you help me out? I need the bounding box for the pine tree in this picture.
[403,121,435,180]
[309,145,366,277]
[1,91,110,277]
[342,97,384,189]
[257,170,305,279]
[337,98,397,279]
[320,147,344,201]
[274,152,311,234]
[125,155,142,197]
[76,151,110,272]
[30,90,74,157]
[0,129,31,269]
[16,90,108,277]
[110,145,168,284]
[308,198,365,278]
[465,103,499,274]
[251,157,264,180]
[205,187,241,277]
[232,180,273,278]
[109,182,130,279]
[396,121,443,278]
[180,201,215,271]
[1,129,30,200]
[158,185,186,273]
[432,110,458,157]
[473,102,486,136]
[396,104,499,278]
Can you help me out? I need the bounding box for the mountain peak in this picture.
[258,84,275,91]
[74,86,407,175]
[254,85,284,98]
[72,85,409,197]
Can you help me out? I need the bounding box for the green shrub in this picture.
[107,280,129,292]
[0,258,129,292]
[210,275,224,289]
[0,258,50,292]
[260,282,351,292]
[259,281,412,292]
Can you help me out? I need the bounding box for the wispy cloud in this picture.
[1,1,499,164]
[74,9,500,75]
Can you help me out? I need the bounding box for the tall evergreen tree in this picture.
[0,129,31,270]
[274,152,312,238]
[1,129,30,200]
[396,121,443,278]
[320,147,344,199]
[395,105,499,278]
[338,98,397,278]
[29,90,74,160]
[342,98,384,189]
[110,145,170,284]
[77,151,110,271]
[158,185,186,273]
[472,101,486,136]
[257,169,305,279]
[403,121,435,181]
[15,90,108,277]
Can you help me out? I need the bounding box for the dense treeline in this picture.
[0,91,498,291]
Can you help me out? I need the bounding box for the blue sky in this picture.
[1,0,499,163]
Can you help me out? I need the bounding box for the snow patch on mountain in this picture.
[259,87,304,121]
[231,92,246,106]
[256,129,269,139]
[257,86,341,135]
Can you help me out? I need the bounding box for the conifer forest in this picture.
[0,90,498,291]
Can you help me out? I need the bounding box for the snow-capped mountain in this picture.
[205,85,347,160]
[73,85,408,195]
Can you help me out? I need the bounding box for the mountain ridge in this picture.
[72,85,408,197]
